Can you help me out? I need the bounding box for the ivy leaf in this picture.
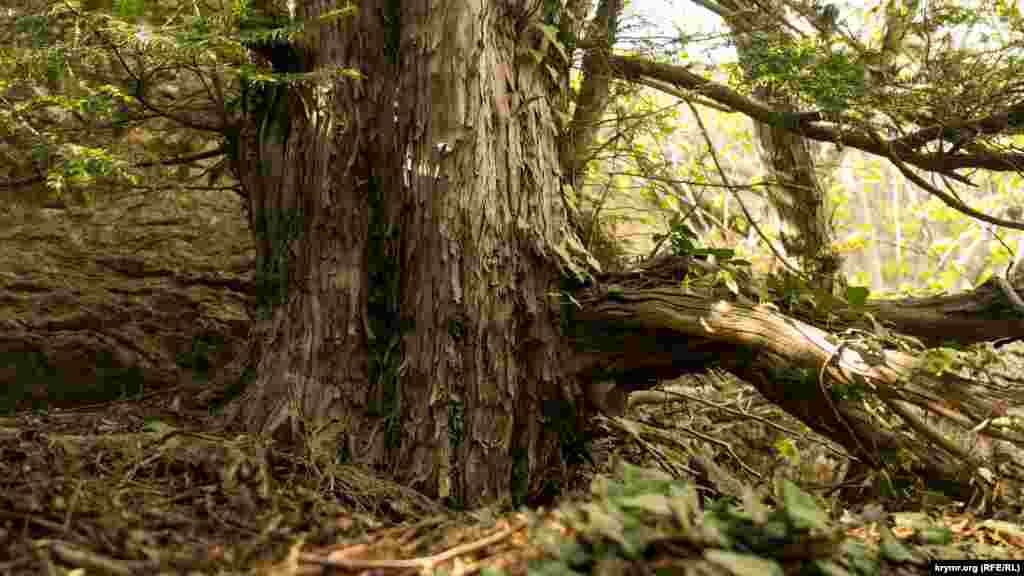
[844,285,870,307]
[780,480,829,531]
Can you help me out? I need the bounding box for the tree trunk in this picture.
[724,4,843,291]
[226,0,587,507]
[750,104,841,287]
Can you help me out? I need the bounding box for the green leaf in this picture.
[780,480,828,531]
[844,285,870,307]
[773,438,800,464]
[16,14,51,47]
[143,420,174,434]
[114,0,145,19]
[46,49,65,85]
[692,248,737,260]
[617,493,673,516]
[704,550,785,576]
[916,527,953,545]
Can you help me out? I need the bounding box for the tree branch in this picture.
[560,0,624,186]
[606,54,1024,174]
[135,147,226,168]
[0,148,227,191]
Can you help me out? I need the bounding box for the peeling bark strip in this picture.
[390,0,580,505]
[226,0,587,507]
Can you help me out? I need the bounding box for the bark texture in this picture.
[722,2,842,289]
[569,257,1024,496]
[226,0,587,506]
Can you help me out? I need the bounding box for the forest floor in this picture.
[1,392,1023,575]
[1,193,1023,575]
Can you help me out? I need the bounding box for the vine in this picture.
[366,174,405,450]
[447,397,465,507]
[253,207,303,319]
[382,0,401,66]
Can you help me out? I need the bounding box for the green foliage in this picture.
[15,14,50,47]
[174,15,214,50]
[531,465,863,575]
[237,12,303,49]
[767,272,810,311]
[708,481,832,556]
[1,0,359,210]
[658,217,740,262]
[773,437,800,466]
[767,365,818,399]
[45,143,135,200]
[829,380,865,402]
[112,0,145,20]
[605,284,625,300]
[541,0,561,27]
[738,34,866,112]
[45,49,65,85]
[447,317,466,341]
[920,347,964,376]
[447,396,466,504]
[844,285,870,307]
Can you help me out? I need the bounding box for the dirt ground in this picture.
[2,193,1023,575]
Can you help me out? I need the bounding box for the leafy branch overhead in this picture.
[568,2,1024,232]
[0,0,358,203]
[605,55,1024,175]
